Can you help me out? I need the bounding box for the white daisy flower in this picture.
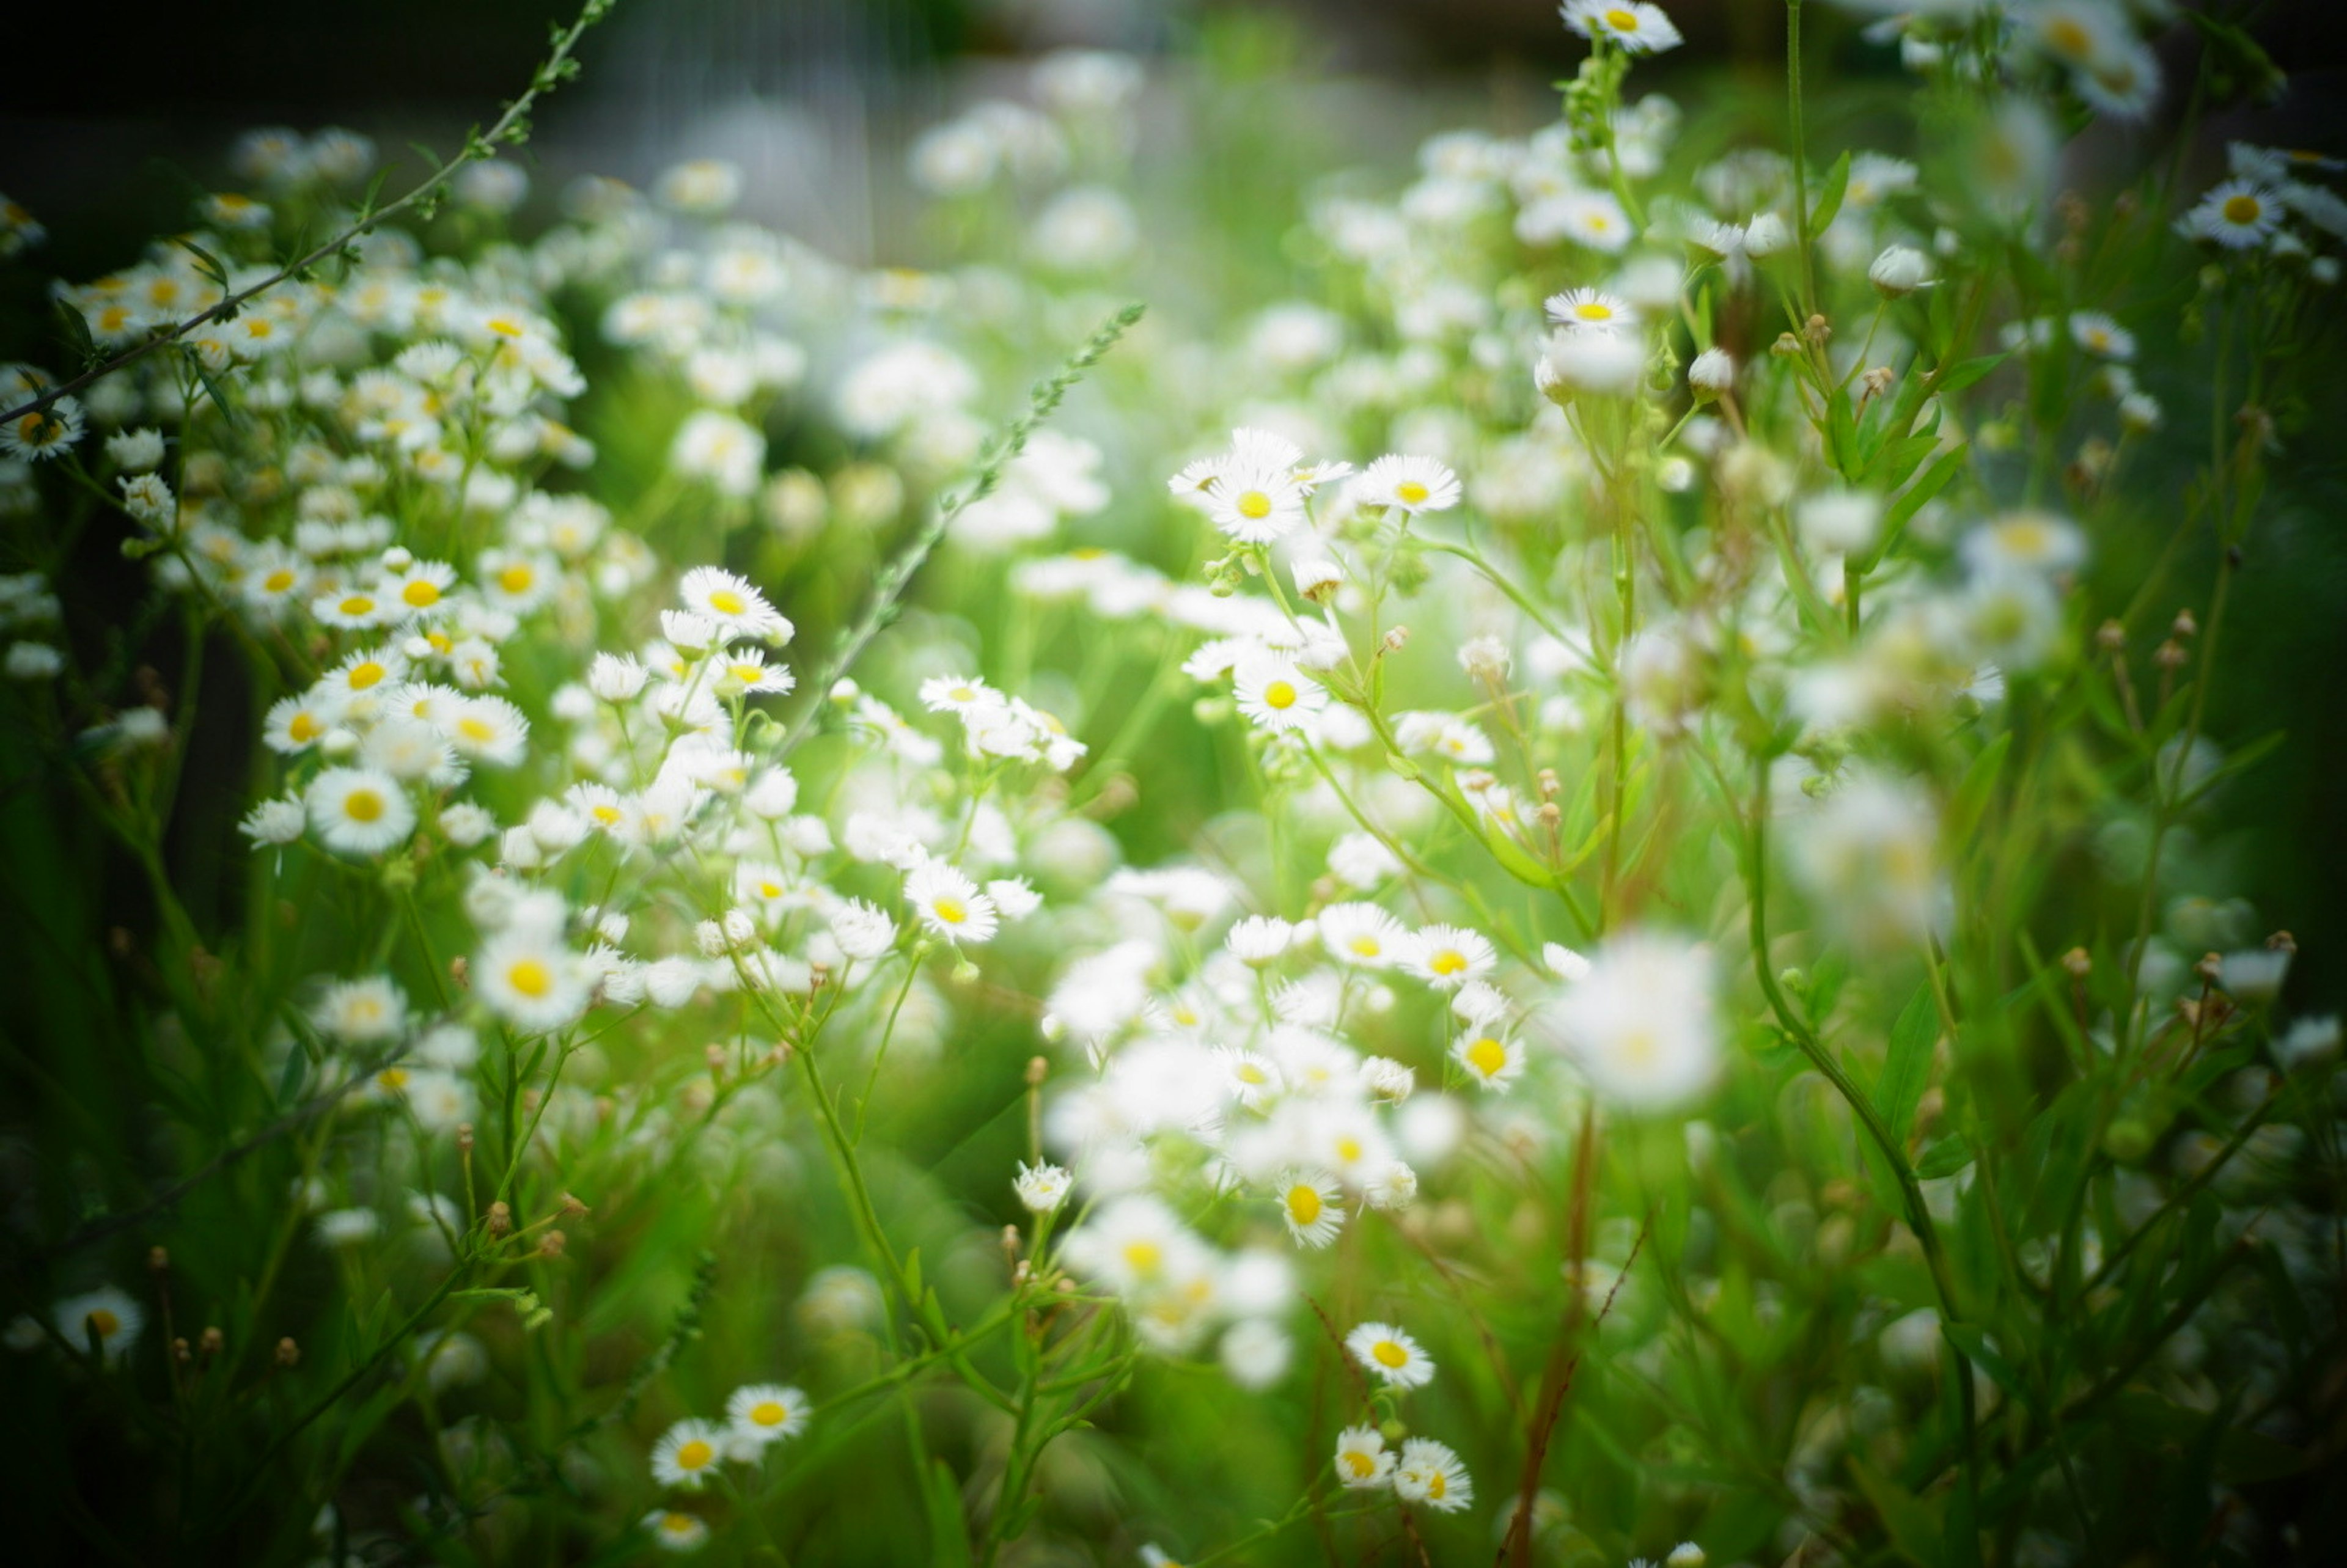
[1453,1028,1525,1091]
[1014,1161,1074,1214]
[1563,1,1684,55]
[2183,180,2282,249]
[1544,287,1639,331]
[1318,903,1406,969]
[1402,924,1496,989]
[1277,1171,1345,1248]
[1345,1321,1435,1388]
[725,1382,810,1447]
[650,1418,727,1491]
[1393,1437,1473,1511]
[306,767,414,856]
[1232,653,1326,733]
[904,858,999,944]
[679,566,792,643]
[1334,1424,1396,1489]
[55,1286,144,1361]
[643,1509,710,1553]
[312,975,407,1042]
[474,924,591,1034]
[1353,453,1462,515]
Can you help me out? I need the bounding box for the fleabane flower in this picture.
[56,1286,144,1362]
[1551,930,1719,1112]
[1277,1171,1345,1248]
[1403,924,1496,990]
[475,922,592,1034]
[679,566,792,643]
[1453,1028,1526,1091]
[306,767,414,855]
[1346,1321,1435,1388]
[1232,652,1326,733]
[1393,1437,1473,1511]
[904,858,999,944]
[1320,902,1406,969]
[1353,453,1461,515]
[643,1511,710,1553]
[2182,179,2282,249]
[650,1418,727,1491]
[1207,465,1308,543]
[1,395,86,462]
[1563,1,1684,54]
[1015,1161,1074,1214]
[1334,1424,1396,1490]
[725,1383,809,1449]
[1545,287,1638,331]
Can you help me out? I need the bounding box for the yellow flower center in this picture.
[339,595,372,616]
[1428,1471,1448,1500]
[1286,1184,1323,1224]
[1236,1062,1268,1085]
[932,897,966,925]
[592,804,623,824]
[347,661,386,690]
[289,713,322,742]
[675,1439,714,1470]
[1348,935,1381,957]
[1264,680,1297,710]
[2044,18,2092,60]
[1236,490,1273,520]
[1335,1135,1363,1163]
[498,564,534,595]
[379,1068,410,1091]
[1429,948,1467,976]
[1395,480,1430,504]
[507,959,553,998]
[87,1309,120,1337]
[1467,1036,1508,1076]
[751,1400,787,1426]
[1574,302,1613,321]
[707,588,746,615]
[1343,1451,1375,1477]
[458,716,493,742]
[403,579,441,607]
[264,568,298,593]
[1122,1240,1162,1275]
[343,789,384,823]
[1372,1339,1408,1368]
[2222,194,2261,224]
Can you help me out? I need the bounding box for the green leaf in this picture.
[1934,353,2007,396]
[1916,1135,1976,1179]
[1877,984,1938,1147]
[1809,150,1853,235]
[1941,1322,2024,1401]
[1849,1456,1945,1567]
[52,299,100,372]
[925,1457,974,1567]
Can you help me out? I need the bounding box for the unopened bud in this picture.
[2268,929,2297,954]
[2062,947,2092,980]
[2171,608,2198,639]
[148,1245,169,1274]
[487,1201,512,1238]
[457,1122,475,1155]
[2095,620,2126,653]
[2153,640,2187,670]
[560,1192,589,1218]
[200,1326,223,1355]
[275,1336,301,1368]
[1381,626,1409,653]
[538,1229,567,1259]
[1026,1055,1049,1087]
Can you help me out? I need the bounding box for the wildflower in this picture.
[1563,1,1684,55]
[1688,347,1736,394]
[1545,287,1638,331]
[725,1383,810,1448]
[1227,914,1295,965]
[1334,1424,1396,1489]
[2183,180,2282,249]
[1538,326,1645,397]
[671,411,766,497]
[829,899,897,961]
[2068,310,2136,361]
[651,1418,728,1490]
[474,923,591,1034]
[56,1286,143,1361]
[1320,903,1407,968]
[1550,931,1719,1112]
[1393,1437,1473,1511]
[644,1511,710,1553]
[1403,924,1496,990]
[1796,489,1882,557]
[313,976,408,1042]
[1962,510,2087,578]
[905,859,999,944]
[1453,1029,1526,1091]
[306,767,415,856]
[1,395,85,462]
[1346,1321,1435,1388]
[1868,244,1933,297]
[1278,1171,1345,1248]
[1221,1318,1293,1388]
[1015,1161,1074,1214]
[1353,453,1462,515]
[240,796,306,846]
[679,566,792,643]
[1232,653,1327,733]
